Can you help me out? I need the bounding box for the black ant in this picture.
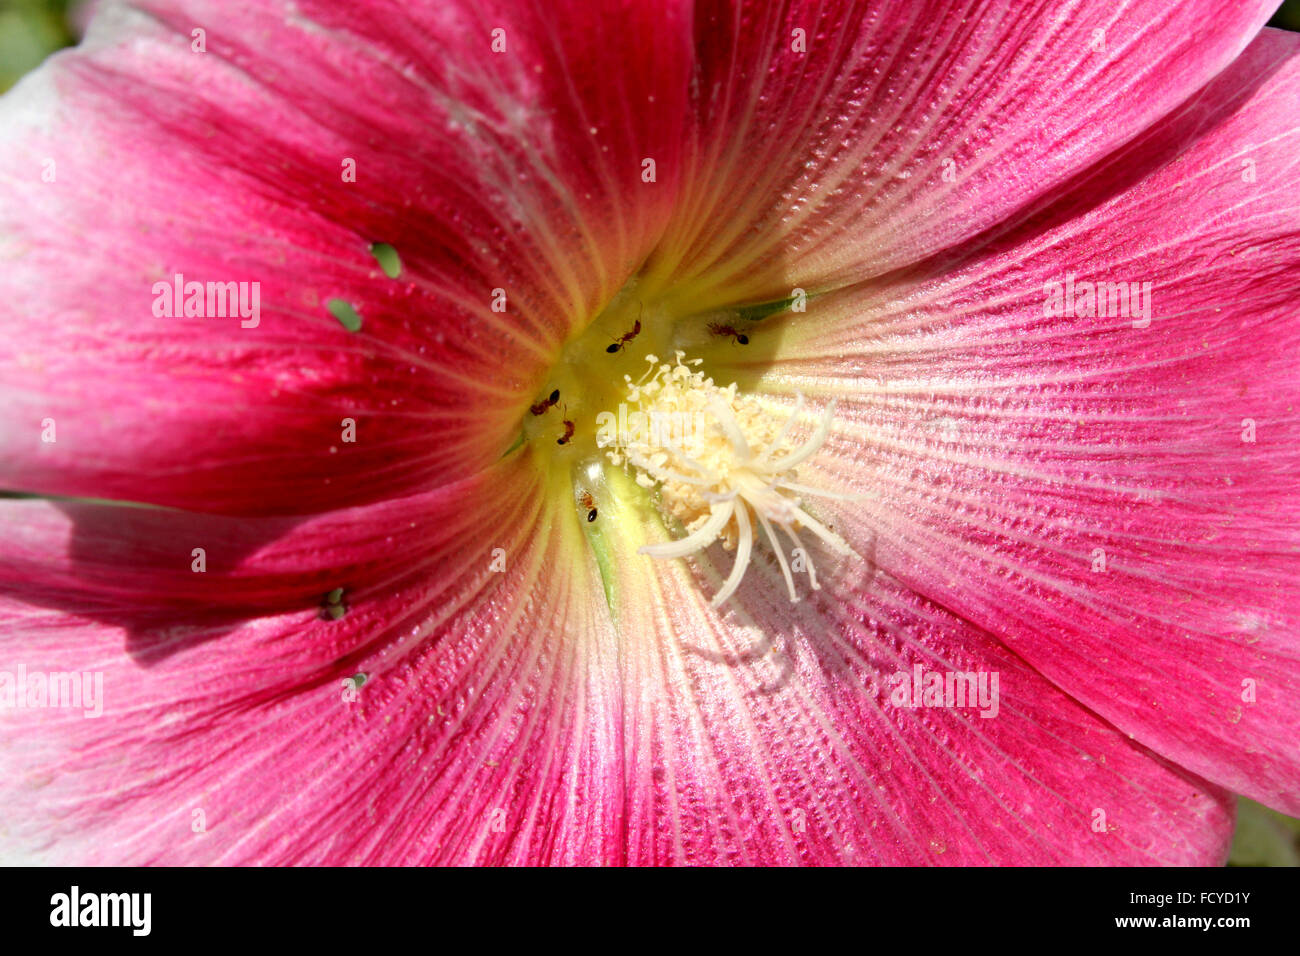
[556,406,575,445]
[579,490,597,522]
[529,388,560,416]
[606,306,643,353]
[707,321,749,345]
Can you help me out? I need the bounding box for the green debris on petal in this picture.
[581,465,655,621]
[320,587,347,620]
[351,672,368,688]
[735,293,805,323]
[369,242,402,279]
[327,298,363,332]
[582,506,617,615]
[500,432,526,458]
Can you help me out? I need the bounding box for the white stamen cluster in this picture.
[604,352,856,607]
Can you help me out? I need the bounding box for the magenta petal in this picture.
[0,456,567,864]
[534,486,1236,865]
[769,28,1300,815]
[0,486,1232,864]
[648,0,1278,308]
[1,0,1294,867]
[0,0,693,513]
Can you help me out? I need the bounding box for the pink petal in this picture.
[2,0,1290,867]
[0,476,1232,864]
[644,0,1277,310]
[0,0,692,513]
[652,567,1235,864]
[586,493,1237,865]
[761,27,1300,815]
[0,454,589,864]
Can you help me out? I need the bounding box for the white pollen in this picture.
[607,352,858,606]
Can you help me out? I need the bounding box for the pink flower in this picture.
[1,0,1297,865]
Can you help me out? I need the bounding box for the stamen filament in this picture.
[711,502,753,607]
[757,392,805,468]
[638,503,735,559]
[612,354,858,605]
[758,511,799,603]
[765,400,836,471]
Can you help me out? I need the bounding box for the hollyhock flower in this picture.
[1,0,1298,866]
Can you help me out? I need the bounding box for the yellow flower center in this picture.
[518,293,855,607]
[599,353,855,606]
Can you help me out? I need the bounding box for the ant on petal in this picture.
[556,406,576,445]
[707,321,749,345]
[606,305,644,354]
[530,388,560,416]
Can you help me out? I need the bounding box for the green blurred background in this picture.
[0,0,75,92]
[1,0,1298,865]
